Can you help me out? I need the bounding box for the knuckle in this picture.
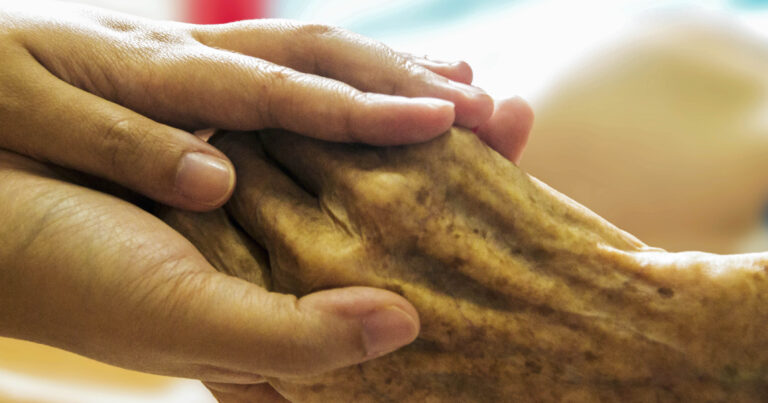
[139,29,189,46]
[191,19,266,47]
[99,116,146,178]
[378,53,422,96]
[219,18,267,33]
[264,64,295,85]
[352,171,413,210]
[291,22,340,39]
[336,89,367,140]
[228,292,332,377]
[261,336,341,377]
[122,251,194,297]
[92,10,191,46]
[273,241,336,288]
[122,255,215,326]
[398,54,432,80]
[93,13,140,34]
[391,50,414,71]
[258,65,301,128]
[109,27,194,65]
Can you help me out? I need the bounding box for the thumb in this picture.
[474,96,534,164]
[153,210,419,382]
[156,271,420,382]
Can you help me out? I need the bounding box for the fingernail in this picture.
[367,93,453,108]
[419,97,455,110]
[420,55,451,65]
[361,306,419,358]
[452,82,488,100]
[175,152,234,206]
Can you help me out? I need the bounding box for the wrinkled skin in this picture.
[162,128,768,402]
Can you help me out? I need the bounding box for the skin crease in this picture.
[0,2,534,402]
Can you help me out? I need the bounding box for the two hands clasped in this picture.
[0,2,533,402]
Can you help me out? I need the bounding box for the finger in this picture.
[205,382,289,403]
[257,128,399,202]
[193,21,492,128]
[214,132,384,294]
[403,54,474,85]
[0,51,234,211]
[475,96,535,164]
[255,130,354,199]
[214,130,348,292]
[211,132,333,245]
[139,47,454,145]
[176,280,421,379]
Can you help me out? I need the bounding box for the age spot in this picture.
[657,287,674,298]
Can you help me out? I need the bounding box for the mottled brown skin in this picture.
[161,128,768,402]
[159,207,271,289]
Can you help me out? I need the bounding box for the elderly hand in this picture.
[0,1,535,213]
[196,97,534,402]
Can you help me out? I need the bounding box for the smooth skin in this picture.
[0,2,534,402]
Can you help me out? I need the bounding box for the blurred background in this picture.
[2,0,768,401]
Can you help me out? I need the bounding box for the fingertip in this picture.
[173,151,236,211]
[454,89,494,129]
[476,96,535,163]
[303,286,419,325]
[449,60,474,84]
[302,287,420,358]
[356,95,455,145]
[477,91,496,124]
[409,55,473,84]
[506,96,535,136]
[361,305,420,358]
[413,97,456,141]
[502,96,535,164]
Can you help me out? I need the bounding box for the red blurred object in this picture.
[185,0,268,24]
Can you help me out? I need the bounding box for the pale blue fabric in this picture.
[337,0,519,37]
[273,0,522,36]
[731,0,768,8]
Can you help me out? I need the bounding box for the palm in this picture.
[0,150,215,372]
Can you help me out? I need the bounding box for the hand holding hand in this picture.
[0,150,420,396]
[0,4,534,402]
